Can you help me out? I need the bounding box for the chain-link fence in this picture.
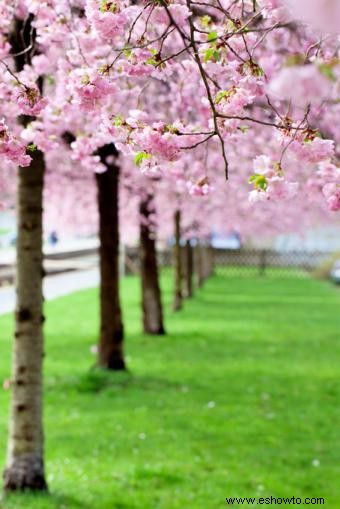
[123,247,334,278]
[213,249,333,278]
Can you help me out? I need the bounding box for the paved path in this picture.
[0,268,99,316]
[0,239,99,265]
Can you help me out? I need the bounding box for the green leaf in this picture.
[134,151,151,167]
[26,143,37,153]
[207,31,218,42]
[318,63,337,82]
[215,90,229,104]
[112,116,124,127]
[249,173,268,191]
[239,125,249,133]
[204,48,220,63]
[201,15,211,27]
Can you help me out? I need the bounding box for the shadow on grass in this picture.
[74,368,184,394]
[1,491,87,509]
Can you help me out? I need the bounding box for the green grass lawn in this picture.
[0,272,339,508]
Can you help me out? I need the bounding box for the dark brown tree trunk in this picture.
[172,210,182,311]
[4,150,47,492]
[96,144,125,370]
[204,246,214,279]
[4,16,47,493]
[139,194,165,335]
[195,243,204,288]
[209,246,215,277]
[184,240,194,298]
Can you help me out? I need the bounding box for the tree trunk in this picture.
[4,15,47,493]
[172,210,182,311]
[140,194,165,335]
[205,246,214,278]
[96,144,125,370]
[209,246,215,276]
[184,240,194,298]
[4,150,47,492]
[195,243,204,288]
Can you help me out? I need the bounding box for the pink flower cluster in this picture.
[268,65,333,108]
[249,177,299,203]
[249,155,299,203]
[0,119,31,167]
[133,124,181,162]
[151,4,191,29]
[16,87,48,116]
[0,33,10,59]
[290,137,335,164]
[70,69,118,110]
[187,177,214,197]
[283,0,340,34]
[120,49,161,78]
[70,137,106,174]
[85,0,129,40]
[216,86,257,117]
[318,162,340,211]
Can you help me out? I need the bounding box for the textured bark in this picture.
[96,144,125,370]
[4,150,47,492]
[4,15,47,493]
[140,194,165,335]
[209,247,215,277]
[203,246,214,279]
[195,243,204,288]
[184,240,194,298]
[172,210,182,311]
[209,246,215,276]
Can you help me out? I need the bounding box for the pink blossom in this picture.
[266,176,299,200]
[283,0,340,34]
[133,127,181,162]
[187,178,214,197]
[322,183,340,211]
[316,162,340,211]
[268,65,333,108]
[70,69,117,110]
[249,189,269,203]
[259,0,290,22]
[152,4,191,28]
[85,0,129,40]
[138,155,163,178]
[0,119,31,167]
[290,137,334,164]
[217,87,256,117]
[249,177,299,203]
[16,87,48,116]
[253,155,276,177]
[317,161,340,181]
[0,33,10,59]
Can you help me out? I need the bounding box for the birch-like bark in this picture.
[4,150,47,491]
[4,15,47,492]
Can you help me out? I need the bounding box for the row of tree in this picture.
[4,89,215,493]
[0,0,338,496]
